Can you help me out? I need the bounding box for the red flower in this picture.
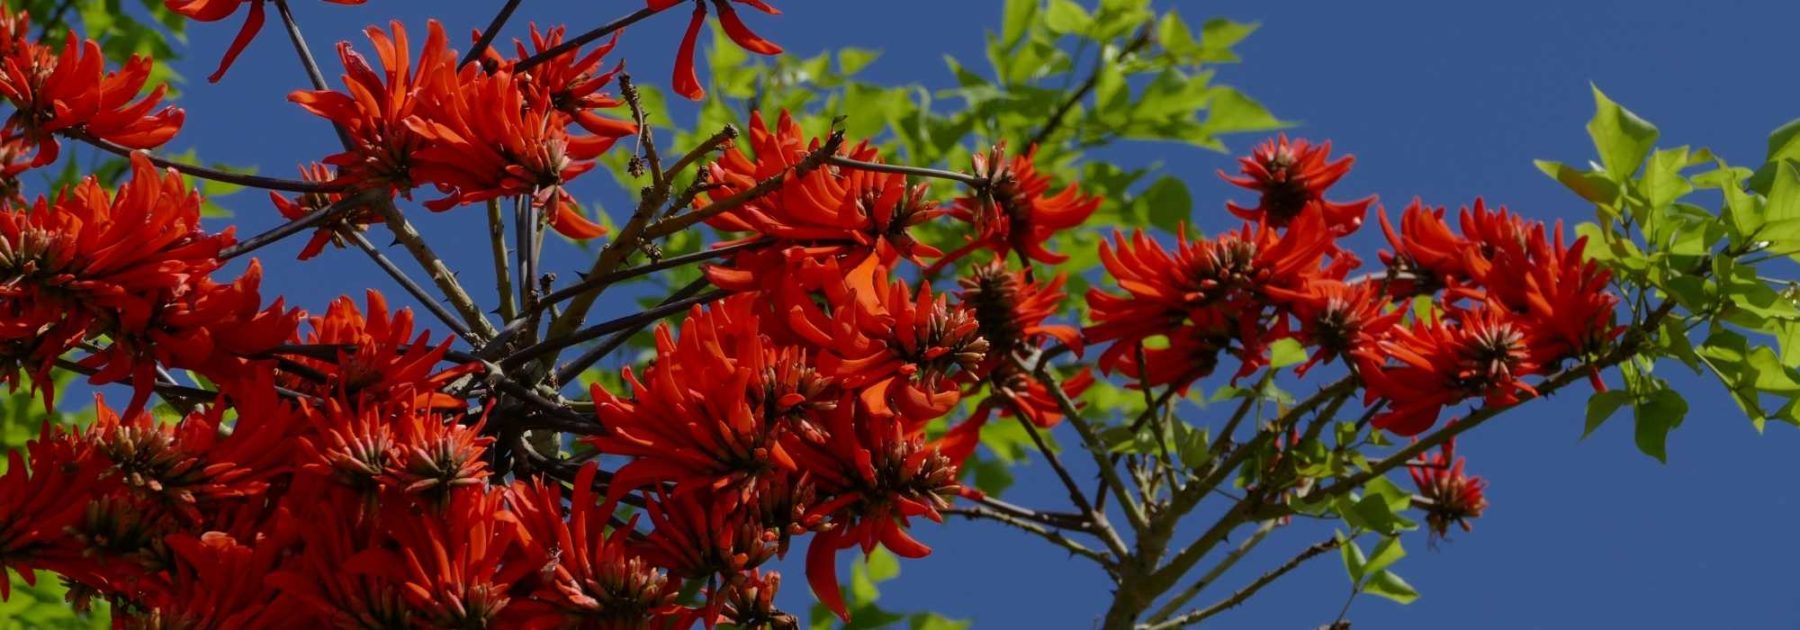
[703,110,944,293]
[287,290,478,408]
[381,404,494,501]
[403,65,611,239]
[269,163,381,260]
[784,405,958,621]
[290,20,455,196]
[937,144,1101,269]
[588,295,832,505]
[1220,134,1373,235]
[651,0,783,100]
[1360,305,1541,436]
[1516,228,1623,362]
[1263,279,1403,376]
[1377,199,1467,294]
[166,0,368,83]
[1408,438,1488,541]
[0,153,243,411]
[1087,212,1333,390]
[0,23,184,168]
[786,257,988,425]
[363,489,532,628]
[484,24,637,151]
[127,530,296,628]
[0,424,108,598]
[504,463,688,628]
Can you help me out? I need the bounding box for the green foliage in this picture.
[1541,86,1800,460]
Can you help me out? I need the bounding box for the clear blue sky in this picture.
[160,1,1800,627]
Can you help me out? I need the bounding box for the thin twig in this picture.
[516,7,661,72]
[461,0,525,68]
[488,199,518,322]
[220,189,386,261]
[505,287,728,369]
[1025,23,1155,149]
[345,230,480,345]
[67,131,342,194]
[534,240,763,314]
[945,506,1115,569]
[1148,537,1341,629]
[550,278,714,386]
[826,155,985,187]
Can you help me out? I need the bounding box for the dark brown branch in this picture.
[550,279,715,386]
[826,155,986,187]
[1148,537,1342,629]
[219,189,386,261]
[503,287,729,369]
[461,0,525,68]
[532,239,768,314]
[67,131,343,194]
[516,7,661,72]
[345,230,481,345]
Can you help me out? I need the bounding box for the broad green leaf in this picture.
[999,0,1038,51]
[1364,570,1420,604]
[1584,389,1632,438]
[1269,338,1308,369]
[1363,536,1406,577]
[1587,85,1659,180]
[839,48,881,75]
[1632,385,1687,462]
[1044,0,1092,35]
[1139,175,1192,232]
[1337,532,1366,583]
[1534,160,1620,206]
[1198,18,1257,63]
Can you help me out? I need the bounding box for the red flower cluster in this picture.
[701,110,945,293]
[936,144,1102,270]
[0,154,293,412]
[0,6,183,169]
[1087,138,1623,438]
[289,20,630,241]
[1409,438,1488,541]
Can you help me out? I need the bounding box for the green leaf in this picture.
[1198,86,1285,143]
[1766,161,1800,224]
[1138,175,1192,232]
[1043,0,1092,36]
[1337,532,1366,583]
[999,0,1038,51]
[1269,338,1308,369]
[1583,389,1632,438]
[1362,536,1406,577]
[838,48,881,75]
[1197,18,1258,63]
[1363,570,1420,604]
[1534,160,1621,206]
[909,612,974,630]
[1587,85,1659,180]
[1632,385,1687,462]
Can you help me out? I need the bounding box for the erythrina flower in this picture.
[0,24,184,168]
[785,404,958,622]
[286,290,479,408]
[1263,279,1404,376]
[363,489,532,628]
[167,0,369,83]
[1409,437,1488,541]
[936,144,1100,270]
[269,163,382,260]
[290,20,456,196]
[588,295,831,507]
[652,0,783,100]
[1377,199,1467,294]
[703,110,944,293]
[1360,305,1541,436]
[1220,134,1373,235]
[0,153,240,411]
[504,463,690,628]
[125,530,296,628]
[786,257,989,426]
[1086,212,1333,389]
[404,66,611,239]
[484,24,637,150]
[0,424,109,598]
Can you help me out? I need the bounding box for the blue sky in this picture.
[156,1,1800,627]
